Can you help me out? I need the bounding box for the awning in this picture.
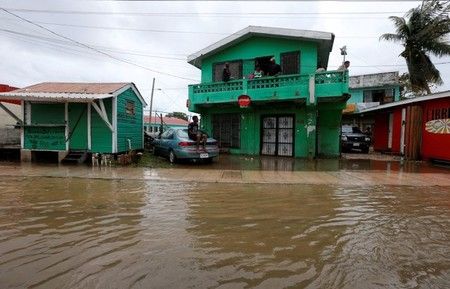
[0,92,113,103]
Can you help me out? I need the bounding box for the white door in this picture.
[388,113,394,149]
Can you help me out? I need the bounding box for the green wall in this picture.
[117,88,143,152]
[68,103,88,150]
[200,105,322,158]
[24,103,66,151]
[91,98,112,153]
[318,104,343,157]
[200,36,318,83]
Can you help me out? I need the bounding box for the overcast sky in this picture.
[0,0,449,116]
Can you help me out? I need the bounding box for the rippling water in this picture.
[0,176,449,289]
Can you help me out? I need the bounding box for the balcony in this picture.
[188,70,349,111]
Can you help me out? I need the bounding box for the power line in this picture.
[1,26,448,69]
[0,28,188,60]
[0,7,409,16]
[0,18,384,39]
[0,8,199,82]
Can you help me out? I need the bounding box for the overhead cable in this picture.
[0,8,199,82]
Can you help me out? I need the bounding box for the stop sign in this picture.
[238,95,251,108]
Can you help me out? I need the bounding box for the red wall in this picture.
[0,84,20,105]
[421,98,450,161]
[373,109,402,153]
[373,113,389,151]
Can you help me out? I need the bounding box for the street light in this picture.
[340,45,347,62]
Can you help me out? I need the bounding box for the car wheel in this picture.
[362,147,369,154]
[169,150,177,164]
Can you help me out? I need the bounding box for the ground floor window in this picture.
[212,114,240,148]
[261,115,294,156]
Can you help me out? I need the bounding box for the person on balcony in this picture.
[222,62,231,82]
[188,116,207,151]
[267,57,282,76]
[337,60,350,71]
[253,64,264,78]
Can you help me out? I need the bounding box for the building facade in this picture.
[356,91,450,162]
[187,26,349,158]
[343,72,402,130]
[0,84,20,149]
[0,82,146,162]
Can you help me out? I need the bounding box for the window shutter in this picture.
[281,51,300,75]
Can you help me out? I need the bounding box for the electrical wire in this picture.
[0,8,199,82]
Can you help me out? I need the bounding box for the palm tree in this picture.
[380,0,450,94]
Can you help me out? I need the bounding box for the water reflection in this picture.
[0,177,449,288]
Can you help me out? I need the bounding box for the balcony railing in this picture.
[188,70,349,109]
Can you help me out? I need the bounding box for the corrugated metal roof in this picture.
[13,82,129,94]
[0,82,147,105]
[356,90,450,114]
[144,116,189,126]
[187,26,334,70]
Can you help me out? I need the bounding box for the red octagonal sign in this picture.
[238,94,251,108]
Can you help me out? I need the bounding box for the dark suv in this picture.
[341,126,371,153]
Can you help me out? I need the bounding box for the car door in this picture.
[159,129,175,157]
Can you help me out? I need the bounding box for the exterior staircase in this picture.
[62,150,88,164]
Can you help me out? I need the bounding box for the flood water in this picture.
[0,176,449,289]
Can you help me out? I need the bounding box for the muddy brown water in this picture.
[0,176,449,289]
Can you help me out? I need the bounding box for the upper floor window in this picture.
[126,100,135,115]
[213,60,242,82]
[363,89,395,104]
[281,51,300,75]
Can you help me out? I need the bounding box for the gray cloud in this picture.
[0,0,448,115]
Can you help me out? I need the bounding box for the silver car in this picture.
[153,128,219,163]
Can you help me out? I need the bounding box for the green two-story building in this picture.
[187,26,349,158]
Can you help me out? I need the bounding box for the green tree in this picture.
[380,0,450,94]
[166,111,189,121]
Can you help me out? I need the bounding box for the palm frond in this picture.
[426,40,450,57]
[379,33,405,42]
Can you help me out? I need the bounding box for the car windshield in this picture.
[342,126,362,134]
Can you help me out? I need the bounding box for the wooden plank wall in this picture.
[405,105,423,160]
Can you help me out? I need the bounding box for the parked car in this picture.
[153,128,219,163]
[341,125,371,153]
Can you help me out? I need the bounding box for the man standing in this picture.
[222,62,231,82]
[338,60,350,71]
[188,116,207,151]
[267,57,282,76]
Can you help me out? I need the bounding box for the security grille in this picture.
[261,116,294,156]
[212,114,240,148]
[213,61,243,82]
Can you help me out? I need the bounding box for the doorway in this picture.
[255,56,272,76]
[261,116,294,156]
[388,112,393,149]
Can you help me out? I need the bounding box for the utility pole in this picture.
[149,77,155,129]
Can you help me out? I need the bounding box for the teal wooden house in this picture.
[0,82,146,162]
[187,26,350,158]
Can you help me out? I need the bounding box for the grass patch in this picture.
[135,151,173,168]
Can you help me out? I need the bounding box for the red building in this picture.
[0,84,19,104]
[356,90,450,162]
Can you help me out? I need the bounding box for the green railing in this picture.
[188,70,349,109]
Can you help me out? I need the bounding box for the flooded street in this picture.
[0,165,450,288]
